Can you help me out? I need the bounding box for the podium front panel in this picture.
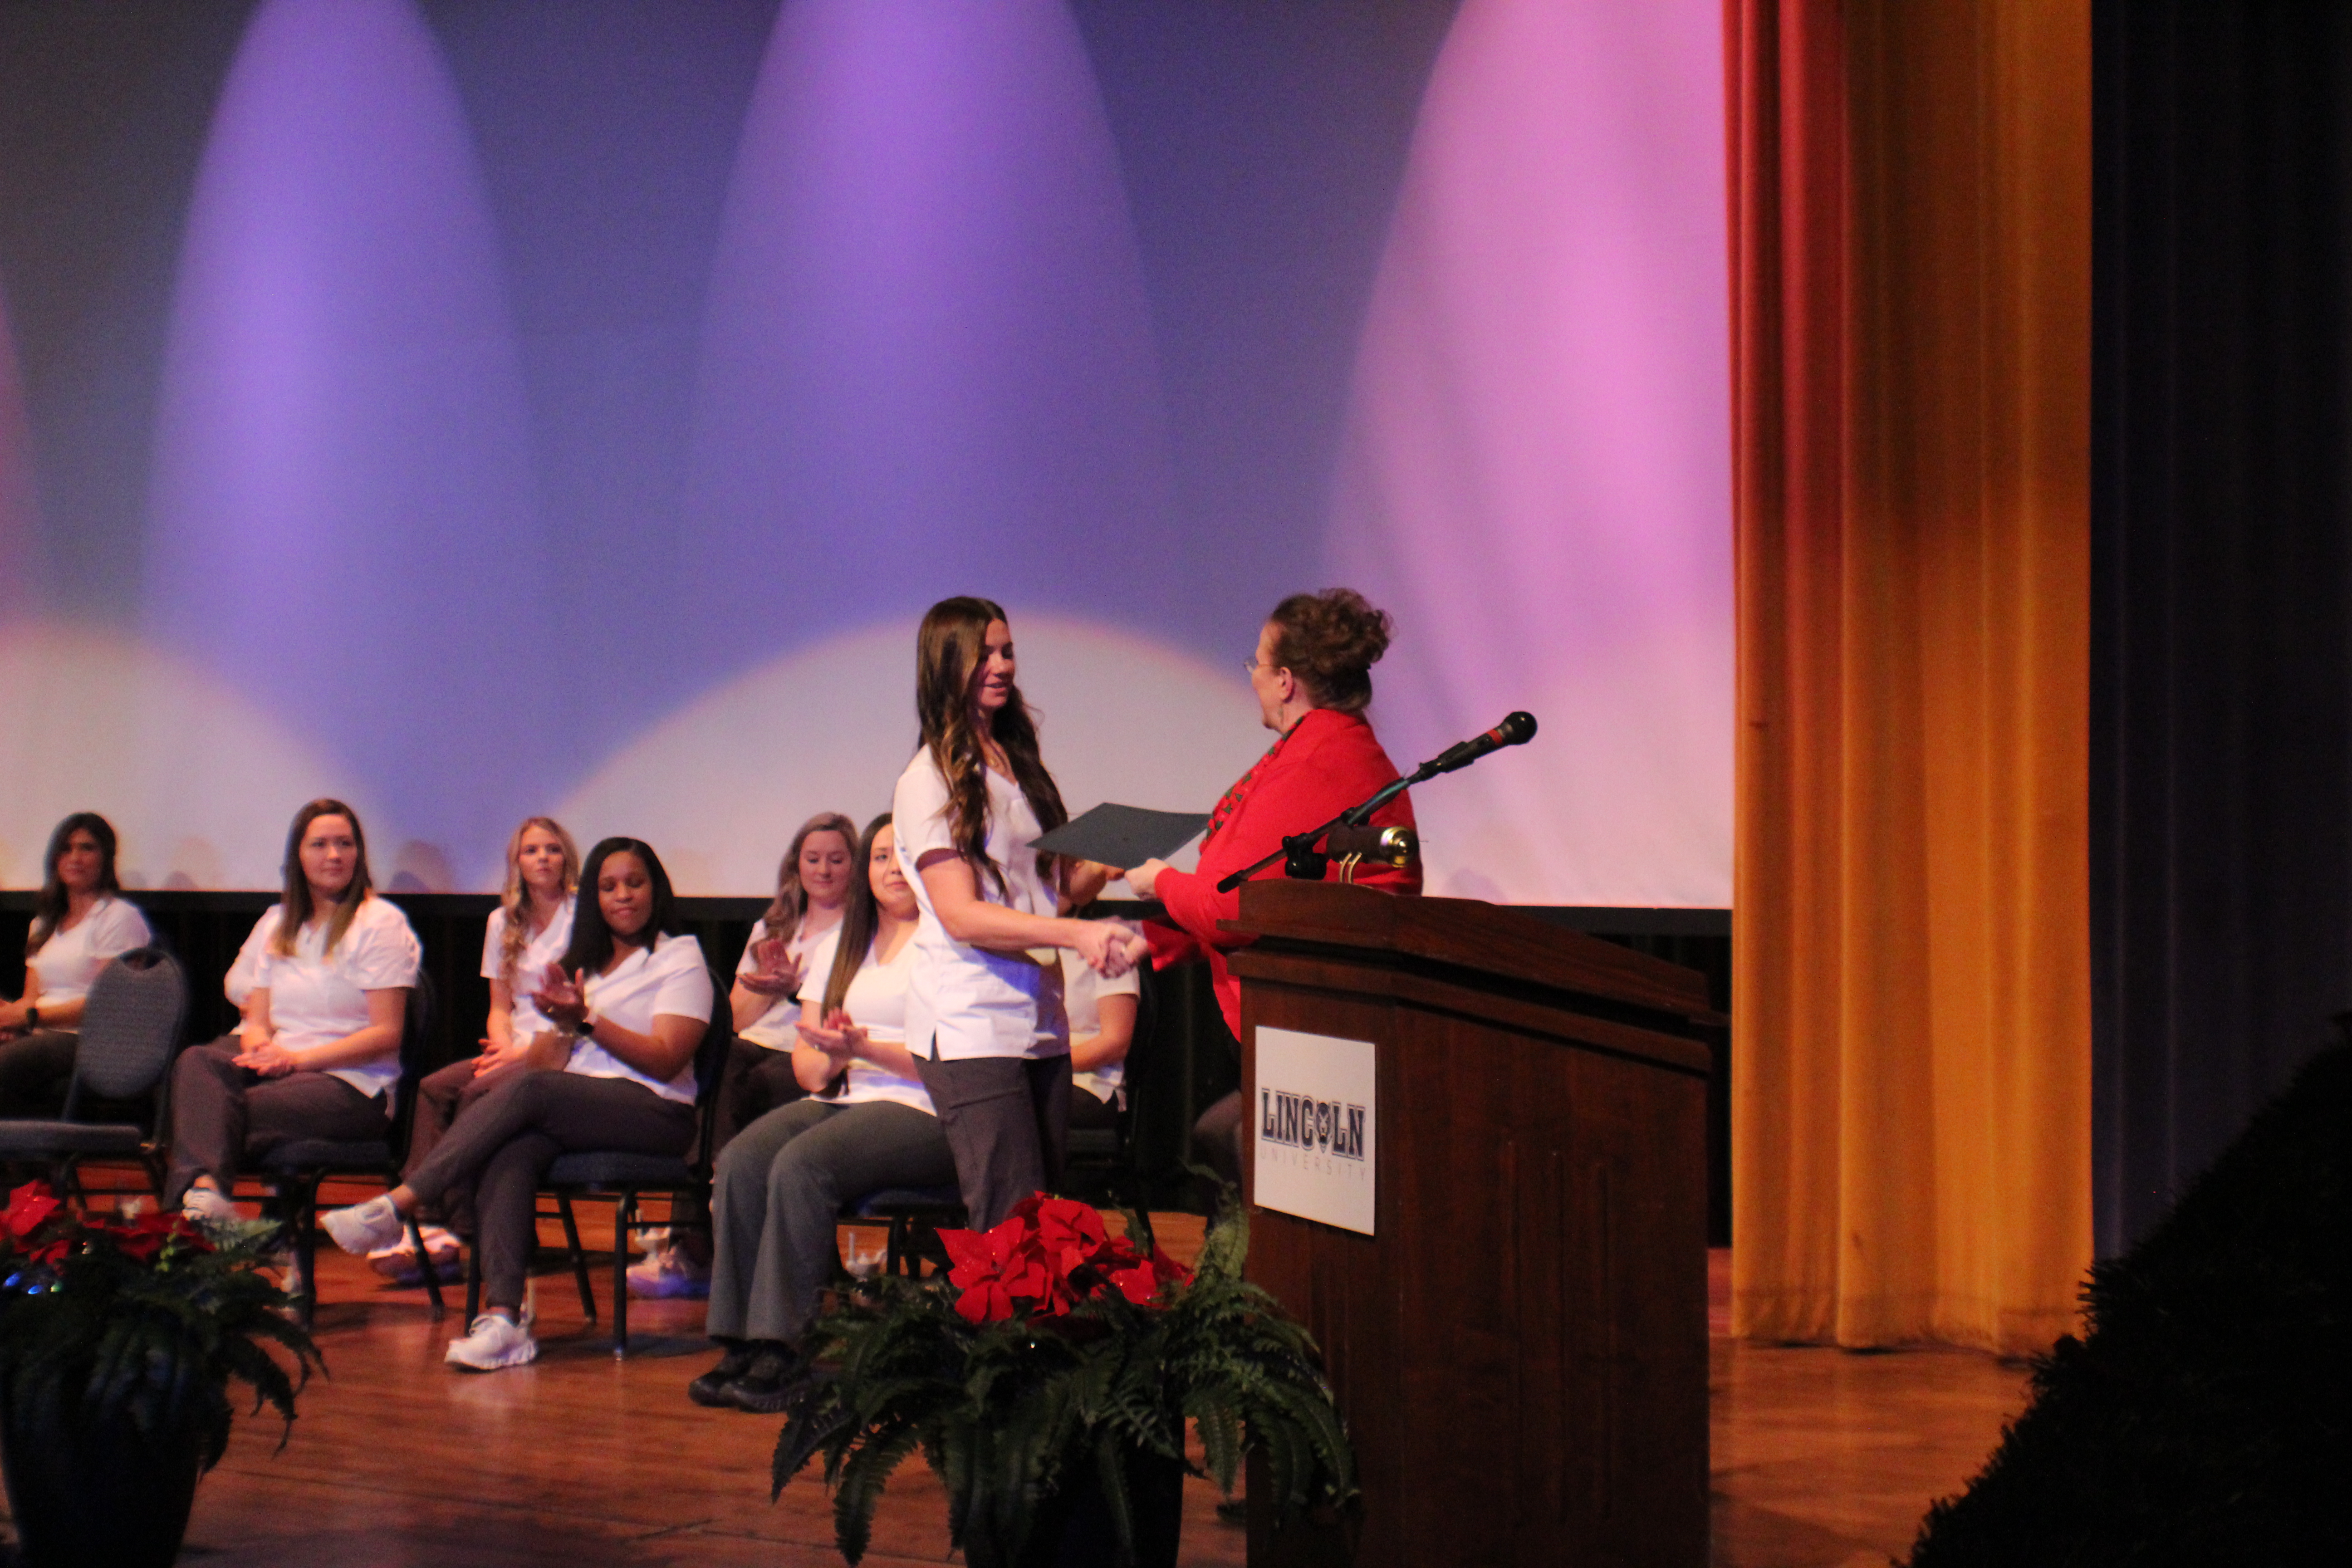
[1229,886,1709,1568]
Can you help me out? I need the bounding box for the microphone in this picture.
[1420,711,1538,778]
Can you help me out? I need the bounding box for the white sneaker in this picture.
[180,1185,240,1226]
[319,1194,406,1256]
[445,1309,538,1372]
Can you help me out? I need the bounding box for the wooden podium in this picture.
[1226,881,1715,1568]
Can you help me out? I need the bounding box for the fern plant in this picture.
[774,1195,1355,1568]
[0,1182,322,1470]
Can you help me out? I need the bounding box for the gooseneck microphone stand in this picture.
[1213,711,1538,893]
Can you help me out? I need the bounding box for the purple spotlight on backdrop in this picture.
[0,294,39,621]
[681,0,1175,680]
[1325,0,1734,907]
[142,0,550,887]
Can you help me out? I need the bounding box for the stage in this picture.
[0,1185,2027,1568]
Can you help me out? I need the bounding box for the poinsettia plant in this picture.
[0,1182,321,1468]
[938,1192,1193,1323]
[775,1193,1355,1568]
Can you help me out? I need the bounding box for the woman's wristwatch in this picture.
[572,1011,596,1039]
[22,1006,38,1030]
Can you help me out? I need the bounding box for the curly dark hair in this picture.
[1265,588,1393,714]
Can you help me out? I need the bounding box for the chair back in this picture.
[385,971,437,1146]
[67,948,187,1108]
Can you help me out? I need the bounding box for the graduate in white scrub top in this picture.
[691,813,961,1412]
[718,812,858,1147]
[890,597,1148,1230]
[322,837,712,1372]
[1062,950,1140,1135]
[168,800,420,1217]
[0,813,154,1118]
[372,816,581,1278]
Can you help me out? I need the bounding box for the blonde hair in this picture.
[496,817,581,987]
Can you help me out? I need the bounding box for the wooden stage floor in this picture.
[1,1191,2031,1567]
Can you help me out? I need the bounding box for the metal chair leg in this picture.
[611,1192,634,1357]
[465,1239,483,1324]
[557,1192,596,1323]
[288,1176,320,1332]
[406,1212,446,1320]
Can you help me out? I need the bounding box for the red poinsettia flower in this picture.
[941,1216,1055,1325]
[105,1211,211,1264]
[1108,1245,1192,1307]
[3,1182,61,1245]
[1031,1196,1107,1278]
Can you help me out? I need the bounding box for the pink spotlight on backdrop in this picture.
[1326,0,1733,908]
[141,0,551,887]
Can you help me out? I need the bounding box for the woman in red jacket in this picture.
[1123,588,1420,1187]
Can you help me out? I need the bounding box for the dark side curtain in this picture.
[2091,0,2352,1254]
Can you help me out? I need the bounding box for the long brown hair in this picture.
[819,813,893,1018]
[496,816,581,987]
[273,798,373,957]
[28,812,124,955]
[759,812,859,946]
[912,597,1068,896]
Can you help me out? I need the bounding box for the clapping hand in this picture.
[532,962,589,1030]
[738,936,801,997]
[473,1032,534,1076]
[796,1009,865,1066]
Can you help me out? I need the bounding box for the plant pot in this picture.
[1021,1446,1186,1568]
[0,1397,204,1568]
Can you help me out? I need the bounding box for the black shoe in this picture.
[688,1343,757,1407]
[719,1343,804,1414]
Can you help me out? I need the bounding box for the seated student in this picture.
[367,816,579,1281]
[632,813,857,1300]
[321,837,711,1372]
[0,813,155,1119]
[1061,948,1139,1137]
[690,812,956,1412]
[723,812,858,1135]
[169,799,420,1222]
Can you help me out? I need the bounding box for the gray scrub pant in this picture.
[402,1068,694,1313]
[165,1038,387,1205]
[706,1097,956,1344]
[914,1051,1071,1232]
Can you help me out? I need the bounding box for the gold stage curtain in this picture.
[1727,0,2092,1353]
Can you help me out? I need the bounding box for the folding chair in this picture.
[465,974,732,1356]
[851,1186,967,1278]
[245,974,445,1328]
[0,947,185,1205]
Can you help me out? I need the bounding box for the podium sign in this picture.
[1251,1026,1377,1235]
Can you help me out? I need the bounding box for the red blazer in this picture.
[1147,706,1420,1037]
